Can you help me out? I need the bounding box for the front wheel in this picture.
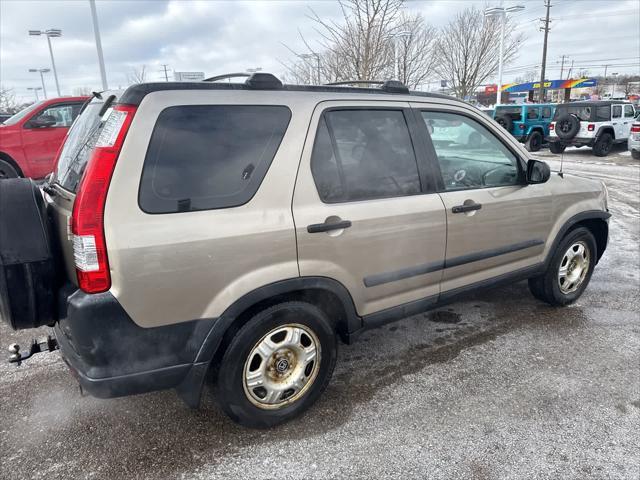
[592,132,613,157]
[215,302,337,428]
[0,159,19,179]
[549,142,566,154]
[528,227,597,306]
[525,131,543,152]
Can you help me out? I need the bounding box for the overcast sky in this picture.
[1,0,638,101]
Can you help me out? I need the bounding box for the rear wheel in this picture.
[215,301,337,428]
[0,159,19,179]
[525,131,543,152]
[528,227,597,306]
[592,132,613,157]
[549,142,566,154]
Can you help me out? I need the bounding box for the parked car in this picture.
[548,101,637,156]
[0,74,610,428]
[493,103,556,152]
[628,122,640,160]
[0,96,88,179]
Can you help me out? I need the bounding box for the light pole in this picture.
[299,53,320,85]
[611,72,619,98]
[484,3,524,105]
[28,68,50,99]
[27,87,43,101]
[89,0,108,90]
[28,29,62,96]
[390,31,411,82]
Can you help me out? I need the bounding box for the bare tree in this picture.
[127,65,147,85]
[514,70,537,84]
[435,5,523,99]
[72,86,92,96]
[394,12,439,89]
[0,86,21,114]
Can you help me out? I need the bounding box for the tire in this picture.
[549,142,566,154]
[0,159,19,179]
[215,301,337,428]
[555,114,580,140]
[525,131,543,152]
[592,132,613,157]
[528,227,597,306]
[631,149,640,160]
[495,115,513,132]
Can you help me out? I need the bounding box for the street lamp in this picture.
[299,53,320,85]
[27,87,43,101]
[611,72,619,98]
[28,68,50,99]
[484,3,524,105]
[390,31,411,82]
[28,29,62,96]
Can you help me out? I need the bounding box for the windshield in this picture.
[1,101,43,126]
[54,101,107,192]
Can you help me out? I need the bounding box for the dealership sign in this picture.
[501,78,597,93]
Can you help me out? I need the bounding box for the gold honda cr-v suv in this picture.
[0,73,609,427]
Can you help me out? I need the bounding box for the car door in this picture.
[22,102,83,178]
[412,103,552,294]
[622,104,636,138]
[293,101,447,318]
[611,105,624,140]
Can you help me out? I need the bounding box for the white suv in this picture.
[548,101,637,156]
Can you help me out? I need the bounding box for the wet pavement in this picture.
[1,146,638,479]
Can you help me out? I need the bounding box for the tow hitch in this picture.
[8,335,59,365]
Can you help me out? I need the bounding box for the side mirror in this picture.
[28,114,57,128]
[527,159,550,184]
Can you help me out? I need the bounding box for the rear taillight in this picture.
[587,124,595,131]
[519,124,525,130]
[631,124,640,133]
[71,104,136,293]
[549,123,555,130]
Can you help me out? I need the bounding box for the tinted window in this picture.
[311,109,421,203]
[422,111,519,190]
[612,105,622,118]
[624,105,635,117]
[595,106,610,121]
[139,105,291,213]
[541,107,553,119]
[554,105,592,121]
[527,107,539,119]
[495,106,522,121]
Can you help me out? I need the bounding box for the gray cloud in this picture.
[1,0,638,101]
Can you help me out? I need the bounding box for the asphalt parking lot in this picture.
[1,144,638,480]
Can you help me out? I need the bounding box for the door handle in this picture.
[452,202,482,214]
[307,219,352,233]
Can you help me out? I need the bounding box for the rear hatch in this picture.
[47,92,120,284]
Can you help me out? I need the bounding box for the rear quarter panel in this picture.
[104,91,318,328]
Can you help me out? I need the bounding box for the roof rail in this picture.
[203,72,283,90]
[326,79,409,94]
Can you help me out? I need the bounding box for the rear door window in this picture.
[541,107,553,119]
[139,105,291,213]
[310,109,421,203]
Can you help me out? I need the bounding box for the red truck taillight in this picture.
[71,104,136,293]
[631,124,640,133]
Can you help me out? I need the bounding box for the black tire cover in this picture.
[555,113,580,139]
[495,115,513,132]
[0,179,58,330]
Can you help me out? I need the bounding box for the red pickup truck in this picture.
[0,96,88,179]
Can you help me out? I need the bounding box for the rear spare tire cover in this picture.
[0,179,58,330]
[495,115,513,132]
[555,113,580,140]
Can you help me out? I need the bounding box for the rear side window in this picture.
[595,106,610,121]
[495,107,522,121]
[541,107,553,119]
[310,109,421,203]
[139,105,291,213]
[612,105,622,119]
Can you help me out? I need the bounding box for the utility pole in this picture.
[89,0,108,91]
[538,0,552,103]
[160,64,170,82]
[559,55,566,80]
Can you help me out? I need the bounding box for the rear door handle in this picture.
[452,202,482,214]
[307,220,352,233]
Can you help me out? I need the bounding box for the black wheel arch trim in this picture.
[595,126,615,140]
[544,210,610,267]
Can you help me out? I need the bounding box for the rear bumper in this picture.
[54,286,215,401]
[546,136,596,147]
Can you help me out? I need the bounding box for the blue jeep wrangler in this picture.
[493,103,556,152]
